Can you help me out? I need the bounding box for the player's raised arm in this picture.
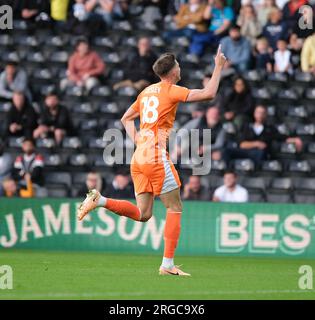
[186,45,226,102]
[121,106,140,145]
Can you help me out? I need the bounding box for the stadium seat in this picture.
[45,172,72,189]
[280,142,297,154]
[0,34,13,47]
[36,138,56,149]
[73,103,96,114]
[72,172,89,186]
[277,88,300,101]
[62,137,83,149]
[252,87,272,100]
[46,186,69,198]
[296,123,315,136]
[266,192,292,203]
[44,154,65,167]
[288,160,311,176]
[270,177,293,191]
[293,191,315,204]
[69,154,89,167]
[287,105,308,119]
[248,190,265,203]
[294,71,314,83]
[116,86,138,97]
[234,159,255,174]
[243,70,266,82]
[88,137,107,149]
[8,136,24,148]
[305,88,315,100]
[91,86,112,98]
[211,160,227,173]
[242,177,267,191]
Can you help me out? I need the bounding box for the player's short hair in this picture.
[152,53,177,78]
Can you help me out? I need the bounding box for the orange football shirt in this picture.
[131,80,190,151]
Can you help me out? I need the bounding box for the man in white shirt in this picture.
[213,170,248,202]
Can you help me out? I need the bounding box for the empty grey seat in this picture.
[266,192,292,203]
[46,186,69,198]
[293,192,315,204]
[45,172,72,188]
[242,177,267,191]
[248,190,265,203]
[270,177,293,190]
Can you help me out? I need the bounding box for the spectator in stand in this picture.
[60,37,105,94]
[282,0,309,31]
[220,25,251,72]
[262,7,288,51]
[50,0,71,26]
[164,0,207,43]
[2,178,18,197]
[6,92,37,139]
[288,33,303,69]
[182,175,209,200]
[86,0,129,27]
[236,4,262,46]
[77,171,105,197]
[113,37,157,91]
[175,106,226,161]
[33,92,73,145]
[223,105,275,165]
[0,139,12,195]
[105,172,134,199]
[220,76,255,130]
[256,0,277,27]
[0,61,31,102]
[19,0,52,30]
[67,0,105,36]
[2,176,35,198]
[189,0,234,56]
[254,37,273,72]
[138,0,168,22]
[274,38,292,73]
[212,170,248,202]
[12,138,44,196]
[301,31,315,73]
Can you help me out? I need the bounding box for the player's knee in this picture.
[167,201,182,213]
[140,210,152,222]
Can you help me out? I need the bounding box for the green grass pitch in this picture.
[0,250,314,300]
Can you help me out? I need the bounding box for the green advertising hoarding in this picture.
[0,198,315,258]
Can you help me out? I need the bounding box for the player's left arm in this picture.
[121,106,140,145]
[186,45,226,102]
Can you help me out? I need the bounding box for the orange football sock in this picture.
[105,198,141,221]
[163,211,181,259]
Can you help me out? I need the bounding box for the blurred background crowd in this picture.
[0,0,315,203]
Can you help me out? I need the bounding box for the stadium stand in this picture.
[0,0,314,203]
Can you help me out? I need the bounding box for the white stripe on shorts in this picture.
[160,149,179,195]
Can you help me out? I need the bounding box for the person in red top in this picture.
[78,47,227,276]
[60,37,105,94]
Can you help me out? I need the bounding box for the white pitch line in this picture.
[0,289,314,299]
